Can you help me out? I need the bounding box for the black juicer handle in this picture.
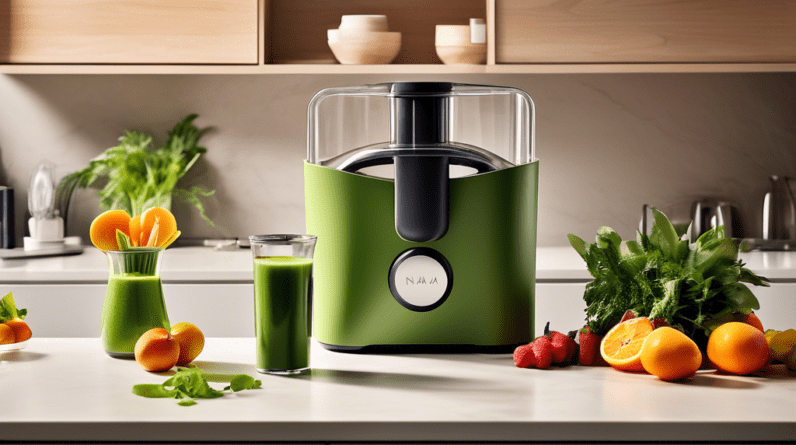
[391,82,452,242]
[394,156,449,242]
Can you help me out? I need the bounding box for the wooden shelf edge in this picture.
[0,63,794,75]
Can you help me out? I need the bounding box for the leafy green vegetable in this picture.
[225,374,262,392]
[0,292,26,322]
[569,209,768,344]
[132,366,261,406]
[116,229,132,251]
[57,114,215,226]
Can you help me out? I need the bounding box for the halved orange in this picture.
[600,317,655,371]
[89,209,132,251]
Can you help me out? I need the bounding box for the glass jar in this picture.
[100,248,170,358]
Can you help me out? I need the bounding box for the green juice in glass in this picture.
[253,256,313,373]
[101,273,170,357]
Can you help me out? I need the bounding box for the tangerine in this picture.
[0,323,14,345]
[134,327,180,372]
[4,318,31,343]
[170,322,205,366]
[640,327,702,381]
[707,322,770,375]
[600,317,654,371]
[742,312,764,332]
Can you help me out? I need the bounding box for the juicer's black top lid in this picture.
[389,82,453,97]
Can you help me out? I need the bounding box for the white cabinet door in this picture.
[535,283,588,336]
[752,283,796,331]
[5,284,254,338]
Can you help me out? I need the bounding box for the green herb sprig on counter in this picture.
[568,209,769,345]
[57,114,215,226]
[132,365,262,406]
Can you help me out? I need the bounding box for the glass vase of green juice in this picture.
[101,248,170,358]
[250,235,316,375]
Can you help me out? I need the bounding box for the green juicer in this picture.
[305,82,538,352]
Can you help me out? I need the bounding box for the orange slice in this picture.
[600,317,655,371]
[139,207,177,248]
[129,214,143,247]
[89,210,132,251]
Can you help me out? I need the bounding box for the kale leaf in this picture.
[569,209,768,340]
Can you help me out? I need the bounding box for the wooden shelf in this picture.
[1,63,795,75]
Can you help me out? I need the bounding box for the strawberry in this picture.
[578,326,608,366]
[620,310,638,323]
[531,336,553,369]
[651,318,670,329]
[513,344,536,368]
[548,330,575,364]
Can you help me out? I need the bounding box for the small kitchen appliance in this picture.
[305,82,537,352]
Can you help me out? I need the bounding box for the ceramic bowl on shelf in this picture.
[435,24,487,65]
[436,44,486,64]
[339,14,389,32]
[328,31,402,65]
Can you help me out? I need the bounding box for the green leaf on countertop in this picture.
[0,292,26,322]
[224,374,262,392]
[131,383,180,399]
[133,365,261,406]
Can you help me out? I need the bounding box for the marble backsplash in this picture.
[0,73,794,247]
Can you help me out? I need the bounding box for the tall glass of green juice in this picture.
[250,235,317,375]
[101,248,170,358]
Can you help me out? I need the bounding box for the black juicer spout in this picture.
[390,82,452,243]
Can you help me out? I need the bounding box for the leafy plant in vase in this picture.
[56,114,215,231]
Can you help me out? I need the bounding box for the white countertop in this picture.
[2,338,795,442]
[1,246,795,283]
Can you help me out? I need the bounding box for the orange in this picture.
[134,327,180,372]
[742,312,764,332]
[4,318,31,343]
[139,207,177,248]
[170,322,205,366]
[600,317,654,371]
[707,322,770,375]
[0,323,14,345]
[129,214,143,247]
[89,209,132,251]
[640,327,702,381]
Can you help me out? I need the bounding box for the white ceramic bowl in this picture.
[328,31,401,64]
[435,25,473,46]
[339,15,389,32]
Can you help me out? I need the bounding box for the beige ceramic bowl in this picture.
[435,25,472,46]
[436,44,486,64]
[434,24,485,64]
[339,15,389,32]
[328,31,402,64]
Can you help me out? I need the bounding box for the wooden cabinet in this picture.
[494,0,796,64]
[0,0,794,74]
[0,0,259,64]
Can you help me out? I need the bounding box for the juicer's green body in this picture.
[305,160,538,350]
